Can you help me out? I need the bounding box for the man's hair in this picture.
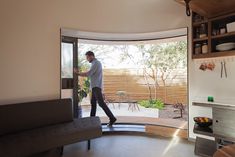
[85,51,95,57]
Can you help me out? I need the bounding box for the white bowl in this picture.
[216,42,235,51]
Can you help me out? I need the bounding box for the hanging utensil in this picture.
[221,61,228,78]
[221,62,224,78]
[184,0,191,16]
[224,61,227,78]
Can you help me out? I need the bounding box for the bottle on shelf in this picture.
[200,24,207,38]
[219,24,227,35]
[195,28,200,39]
[202,42,208,54]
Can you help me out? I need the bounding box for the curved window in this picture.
[61,28,188,134]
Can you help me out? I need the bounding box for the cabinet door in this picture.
[213,108,235,139]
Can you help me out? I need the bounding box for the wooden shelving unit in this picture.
[192,12,235,59]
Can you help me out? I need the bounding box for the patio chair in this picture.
[103,94,115,109]
[127,94,140,112]
[116,91,128,109]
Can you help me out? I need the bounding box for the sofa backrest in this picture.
[0,98,73,136]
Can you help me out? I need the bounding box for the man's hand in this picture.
[74,68,88,77]
[74,68,80,75]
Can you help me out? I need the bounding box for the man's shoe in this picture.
[107,118,117,127]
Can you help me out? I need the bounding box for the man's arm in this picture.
[78,71,88,77]
[74,60,98,77]
[74,68,88,77]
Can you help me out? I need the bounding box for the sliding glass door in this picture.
[61,36,79,118]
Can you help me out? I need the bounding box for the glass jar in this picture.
[200,24,207,38]
[220,27,226,34]
[202,42,208,54]
[195,28,200,39]
[195,44,202,54]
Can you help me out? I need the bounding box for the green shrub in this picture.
[138,99,165,110]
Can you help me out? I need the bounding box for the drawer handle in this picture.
[216,120,219,123]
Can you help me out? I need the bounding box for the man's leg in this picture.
[93,87,116,122]
[90,89,97,117]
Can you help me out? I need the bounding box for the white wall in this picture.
[0,0,189,104]
[188,59,235,139]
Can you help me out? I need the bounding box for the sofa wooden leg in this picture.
[88,140,91,150]
[60,146,64,156]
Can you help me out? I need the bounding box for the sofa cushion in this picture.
[0,99,73,136]
[0,117,102,157]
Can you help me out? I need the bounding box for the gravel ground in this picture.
[159,104,188,121]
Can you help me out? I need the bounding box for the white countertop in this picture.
[192,101,235,108]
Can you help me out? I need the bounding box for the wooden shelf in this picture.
[194,124,213,137]
[193,37,208,42]
[192,50,235,59]
[212,32,235,39]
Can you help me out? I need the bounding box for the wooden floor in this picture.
[100,116,188,139]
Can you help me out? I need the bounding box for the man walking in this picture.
[74,51,117,126]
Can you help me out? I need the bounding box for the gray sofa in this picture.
[0,99,102,157]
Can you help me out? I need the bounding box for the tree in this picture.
[119,41,187,103]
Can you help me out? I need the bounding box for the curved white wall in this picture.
[0,0,189,104]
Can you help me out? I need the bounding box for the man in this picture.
[74,51,117,126]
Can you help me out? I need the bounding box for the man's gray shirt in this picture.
[87,58,103,89]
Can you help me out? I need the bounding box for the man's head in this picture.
[85,51,95,63]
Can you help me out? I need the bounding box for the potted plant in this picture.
[138,99,164,118]
[77,78,90,117]
[78,78,90,103]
